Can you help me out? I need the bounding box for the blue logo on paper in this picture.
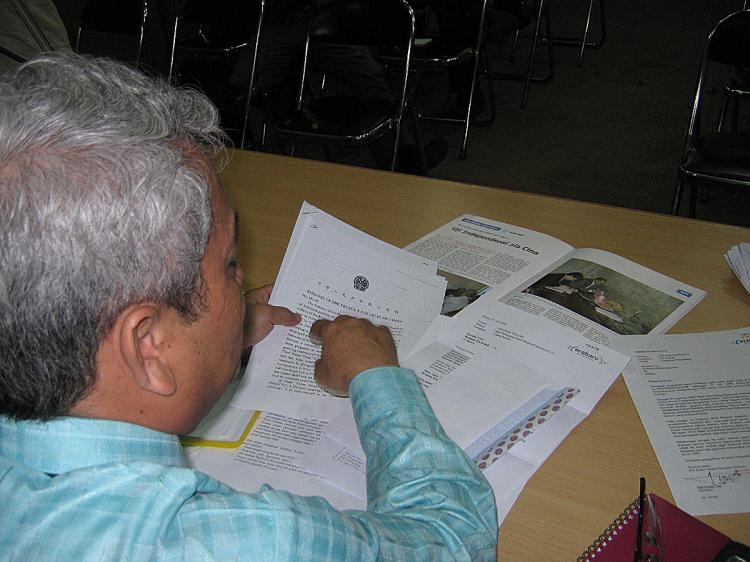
[677,289,692,297]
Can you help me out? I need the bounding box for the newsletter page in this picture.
[499,248,706,347]
[405,214,573,317]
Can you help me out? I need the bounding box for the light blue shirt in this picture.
[0,367,498,560]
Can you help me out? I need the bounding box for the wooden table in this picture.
[221,149,750,561]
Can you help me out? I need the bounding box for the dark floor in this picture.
[58,0,750,228]
[244,0,750,227]
[417,0,750,228]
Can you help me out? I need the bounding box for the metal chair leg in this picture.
[545,0,606,67]
[577,0,595,67]
[688,184,698,218]
[521,0,547,109]
[671,178,684,215]
[474,44,496,127]
[717,90,731,132]
[260,118,268,149]
[509,29,520,63]
[521,0,553,109]
[459,51,483,159]
[411,107,429,176]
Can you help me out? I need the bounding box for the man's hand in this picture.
[243,285,301,361]
[309,316,398,397]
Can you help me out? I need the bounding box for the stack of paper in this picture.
[187,202,446,442]
[725,243,750,294]
[186,207,707,521]
[301,300,630,518]
[186,203,449,508]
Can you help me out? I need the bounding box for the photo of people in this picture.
[438,270,490,317]
[522,258,683,335]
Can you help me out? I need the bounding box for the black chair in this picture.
[75,0,149,67]
[542,0,605,68]
[270,0,422,173]
[490,0,554,109]
[671,10,750,218]
[381,0,495,160]
[168,0,265,148]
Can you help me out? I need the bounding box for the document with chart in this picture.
[302,300,631,505]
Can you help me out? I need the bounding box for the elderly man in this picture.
[0,53,497,560]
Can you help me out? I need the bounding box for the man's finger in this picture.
[309,319,329,346]
[268,306,302,327]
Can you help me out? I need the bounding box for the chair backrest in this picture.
[177,0,260,28]
[297,0,415,114]
[78,0,148,36]
[706,9,750,68]
[681,10,750,155]
[169,0,264,80]
[76,0,148,65]
[308,0,415,47]
[294,0,416,170]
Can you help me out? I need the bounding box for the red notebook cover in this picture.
[578,494,730,561]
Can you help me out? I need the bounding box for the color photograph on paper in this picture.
[522,258,682,335]
[439,270,490,317]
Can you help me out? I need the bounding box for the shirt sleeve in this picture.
[167,367,498,561]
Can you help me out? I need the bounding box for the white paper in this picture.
[725,242,750,294]
[302,300,629,508]
[187,411,365,511]
[430,300,630,414]
[234,203,446,421]
[619,328,750,515]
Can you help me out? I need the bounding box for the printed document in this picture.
[187,203,446,441]
[302,300,630,506]
[620,328,750,515]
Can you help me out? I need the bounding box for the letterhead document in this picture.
[620,328,750,515]
[186,203,445,442]
[234,202,447,421]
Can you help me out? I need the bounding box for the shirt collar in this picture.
[0,415,187,475]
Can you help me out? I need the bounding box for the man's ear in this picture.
[118,304,177,397]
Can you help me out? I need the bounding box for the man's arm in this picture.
[348,366,499,560]
[170,316,497,560]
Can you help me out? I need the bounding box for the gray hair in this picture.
[0,53,228,420]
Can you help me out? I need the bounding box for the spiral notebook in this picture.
[577,493,730,561]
